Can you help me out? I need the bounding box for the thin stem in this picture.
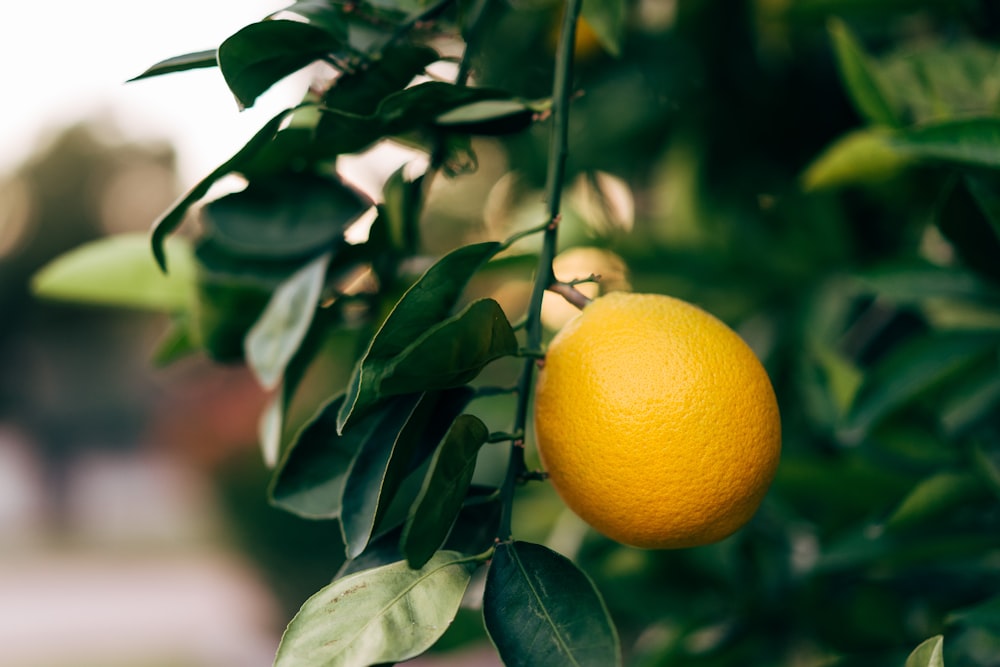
[547,281,592,310]
[497,0,582,541]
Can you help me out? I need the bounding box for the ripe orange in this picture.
[533,292,781,549]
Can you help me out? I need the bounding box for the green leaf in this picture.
[853,262,1000,308]
[377,82,514,130]
[337,241,501,432]
[324,43,439,116]
[218,19,342,110]
[200,172,370,260]
[151,106,299,272]
[32,233,194,311]
[402,414,489,569]
[844,330,1000,438]
[276,0,349,39]
[963,173,1000,246]
[581,0,625,58]
[800,128,912,191]
[483,541,621,667]
[905,635,945,667]
[948,595,1000,632]
[892,117,1000,169]
[380,163,425,253]
[274,551,478,667]
[886,471,985,531]
[378,298,519,396]
[340,392,433,559]
[828,18,900,127]
[434,99,536,136]
[269,396,410,519]
[940,370,1000,437]
[245,252,331,391]
[151,316,198,368]
[127,50,218,82]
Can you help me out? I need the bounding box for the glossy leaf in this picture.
[892,117,1000,169]
[844,330,999,437]
[402,414,489,568]
[434,99,536,136]
[905,635,945,667]
[886,471,985,530]
[828,18,900,127]
[218,20,341,110]
[339,392,430,559]
[151,106,298,272]
[274,551,478,667]
[800,128,911,191]
[380,163,424,253]
[581,0,625,58]
[32,233,194,311]
[128,49,218,81]
[337,241,501,432]
[276,0,349,39]
[200,172,370,259]
[483,541,621,667]
[269,396,408,519]
[245,252,330,391]
[378,298,519,396]
[324,44,439,115]
[378,82,514,130]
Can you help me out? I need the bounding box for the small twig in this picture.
[547,282,592,310]
[517,470,550,484]
[488,430,525,444]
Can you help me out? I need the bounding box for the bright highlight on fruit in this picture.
[533,292,782,549]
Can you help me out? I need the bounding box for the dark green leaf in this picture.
[269,396,409,519]
[151,106,299,272]
[854,262,1000,307]
[828,18,901,127]
[581,0,625,58]
[905,635,945,667]
[442,489,502,556]
[274,551,478,667]
[381,163,425,253]
[886,471,986,531]
[963,173,1000,246]
[402,414,489,568]
[218,19,341,109]
[483,541,621,667]
[948,595,1000,632]
[324,44,439,116]
[245,252,330,391]
[32,233,195,311]
[127,49,218,82]
[378,298,518,396]
[844,330,999,437]
[340,391,457,559]
[892,117,1000,169]
[378,82,514,131]
[276,0,349,39]
[940,370,1000,437]
[337,241,501,432]
[200,172,370,260]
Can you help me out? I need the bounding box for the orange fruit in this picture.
[533,292,781,549]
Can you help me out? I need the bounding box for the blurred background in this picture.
[4,0,1000,666]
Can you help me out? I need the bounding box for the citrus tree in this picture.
[31,0,1000,665]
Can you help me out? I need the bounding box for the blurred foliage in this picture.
[29,0,1000,665]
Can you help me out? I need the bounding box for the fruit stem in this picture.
[498,0,582,541]
[547,281,592,310]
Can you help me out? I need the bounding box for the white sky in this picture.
[0,1,302,183]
